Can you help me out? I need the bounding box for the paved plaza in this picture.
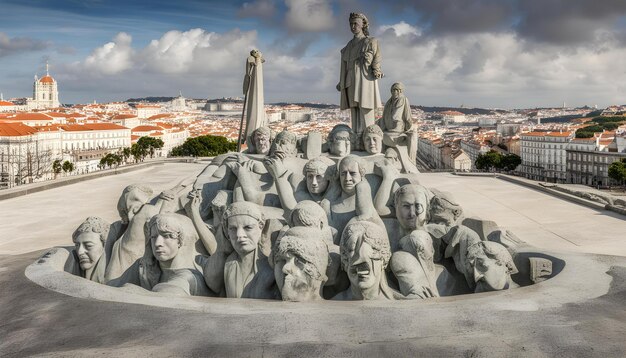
[1,163,626,357]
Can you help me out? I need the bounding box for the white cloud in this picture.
[83,32,133,75]
[285,0,334,32]
[141,29,212,74]
[378,21,421,37]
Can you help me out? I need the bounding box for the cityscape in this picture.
[1,66,624,189]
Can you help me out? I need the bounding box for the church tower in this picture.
[28,62,60,110]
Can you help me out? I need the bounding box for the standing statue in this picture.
[239,49,267,148]
[380,82,418,173]
[337,12,383,150]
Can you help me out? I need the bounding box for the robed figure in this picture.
[337,13,383,150]
[380,82,418,173]
[242,49,267,145]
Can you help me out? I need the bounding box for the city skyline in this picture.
[1,0,625,109]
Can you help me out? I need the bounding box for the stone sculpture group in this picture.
[66,13,522,302]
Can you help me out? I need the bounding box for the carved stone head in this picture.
[393,184,432,231]
[338,155,365,196]
[349,12,369,37]
[148,213,197,263]
[303,157,334,195]
[116,184,153,224]
[391,82,404,99]
[466,241,518,292]
[223,202,265,256]
[363,124,383,155]
[210,190,233,227]
[249,126,273,155]
[340,221,391,300]
[328,124,352,157]
[72,216,109,271]
[429,190,463,226]
[274,227,329,301]
[289,200,328,230]
[270,130,298,159]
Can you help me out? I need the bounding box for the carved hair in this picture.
[270,130,298,157]
[72,216,110,245]
[338,155,366,178]
[290,200,328,229]
[148,213,198,247]
[349,12,370,36]
[467,241,518,275]
[303,156,335,178]
[328,124,353,143]
[247,126,274,154]
[276,227,329,281]
[391,82,404,92]
[222,201,265,228]
[340,221,391,270]
[363,124,383,139]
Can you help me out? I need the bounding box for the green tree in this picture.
[121,147,132,163]
[171,135,237,157]
[52,159,62,176]
[62,160,74,174]
[475,151,502,171]
[500,154,522,172]
[130,143,147,162]
[136,136,165,158]
[608,161,626,185]
[100,153,123,169]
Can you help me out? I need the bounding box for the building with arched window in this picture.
[27,63,60,110]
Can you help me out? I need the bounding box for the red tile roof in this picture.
[132,125,162,132]
[0,122,38,136]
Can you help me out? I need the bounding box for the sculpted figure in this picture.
[140,213,210,296]
[228,130,304,210]
[327,155,384,236]
[242,49,267,145]
[379,82,418,173]
[338,221,396,300]
[246,126,273,155]
[337,12,383,150]
[270,156,335,213]
[363,124,384,155]
[274,227,330,301]
[105,184,157,285]
[464,241,518,292]
[390,231,438,299]
[215,202,279,299]
[72,216,110,283]
[327,124,352,157]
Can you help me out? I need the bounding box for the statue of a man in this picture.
[274,227,330,301]
[242,49,267,145]
[380,82,418,173]
[338,221,396,300]
[337,12,383,150]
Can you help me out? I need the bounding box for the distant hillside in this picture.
[270,102,339,109]
[540,114,586,123]
[126,96,174,103]
[413,106,505,115]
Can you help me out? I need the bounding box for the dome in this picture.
[39,75,55,84]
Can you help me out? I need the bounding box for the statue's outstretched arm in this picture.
[185,189,218,255]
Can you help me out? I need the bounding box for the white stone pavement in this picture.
[1,163,625,256]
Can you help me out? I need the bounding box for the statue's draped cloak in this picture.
[243,55,267,143]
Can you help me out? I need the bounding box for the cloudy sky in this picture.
[1,0,625,108]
